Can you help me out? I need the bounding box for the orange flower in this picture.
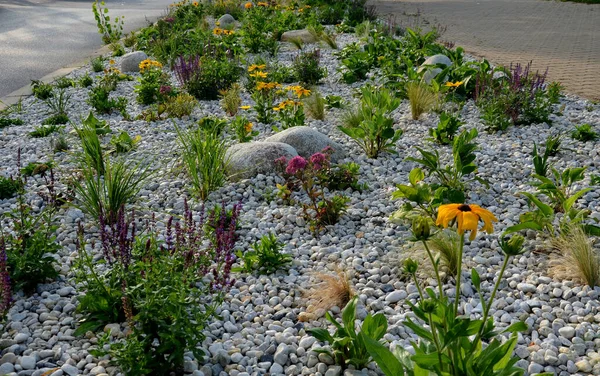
[244,122,254,132]
[245,2,253,9]
[436,204,498,241]
[250,71,268,79]
[248,64,266,72]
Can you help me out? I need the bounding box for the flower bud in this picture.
[412,216,431,241]
[500,234,525,256]
[404,258,419,275]
[421,298,437,314]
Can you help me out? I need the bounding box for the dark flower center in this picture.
[457,204,472,212]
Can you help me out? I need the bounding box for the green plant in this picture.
[429,112,463,145]
[321,162,367,192]
[325,95,344,109]
[293,49,327,85]
[1,163,60,293]
[79,73,94,87]
[428,229,461,279]
[531,134,562,178]
[176,124,230,200]
[406,128,484,204]
[338,85,402,158]
[31,80,53,100]
[550,225,600,287]
[219,83,242,116]
[30,124,64,138]
[54,76,75,89]
[571,123,598,142]
[83,202,241,375]
[135,59,169,105]
[231,115,258,143]
[110,131,140,153]
[51,132,70,153]
[174,55,241,101]
[0,118,24,128]
[42,88,72,122]
[92,1,124,44]
[364,210,529,376]
[164,92,196,118]
[308,297,387,370]
[42,113,70,126]
[547,81,563,104]
[406,81,437,120]
[72,157,152,225]
[91,56,105,72]
[123,31,137,48]
[304,90,326,120]
[74,112,109,174]
[234,233,291,274]
[21,161,55,177]
[0,176,22,199]
[339,51,371,84]
[109,42,125,57]
[88,85,128,116]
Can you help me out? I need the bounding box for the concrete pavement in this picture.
[371,0,600,100]
[0,0,174,99]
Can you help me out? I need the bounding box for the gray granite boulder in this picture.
[226,142,298,180]
[281,29,317,44]
[120,51,148,73]
[218,14,236,28]
[418,54,452,83]
[265,126,345,162]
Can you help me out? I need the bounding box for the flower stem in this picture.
[421,239,444,298]
[412,273,424,301]
[475,255,511,342]
[453,234,464,317]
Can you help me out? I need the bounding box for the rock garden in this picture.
[1,1,600,376]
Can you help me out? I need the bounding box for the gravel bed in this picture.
[1,31,600,376]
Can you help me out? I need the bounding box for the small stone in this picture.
[558,326,575,339]
[120,51,148,72]
[274,344,289,365]
[517,283,537,293]
[269,363,284,375]
[14,333,29,343]
[576,359,593,372]
[385,290,407,303]
[61,364,79,376]
[299,337,316,349]
[325,365,342,376]
[19,355,36,370]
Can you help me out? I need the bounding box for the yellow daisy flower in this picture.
[436,203,498,241]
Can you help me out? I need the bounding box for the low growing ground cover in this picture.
[0,0,600,375]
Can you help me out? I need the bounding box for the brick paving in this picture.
[371,0,600,100]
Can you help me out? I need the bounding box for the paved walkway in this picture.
[371,0,600,100]
[0,0,174,99]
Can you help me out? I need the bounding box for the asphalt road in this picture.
[0,0,174,98]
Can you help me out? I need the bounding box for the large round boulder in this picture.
[226,142,298,181]
[120,51,148,73]
[418,54,452,84]
[265,126,345,162]
[218,14,236,28]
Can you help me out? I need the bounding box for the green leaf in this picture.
[409,168,425,185]
[502,321,527,334]
[308,328,334,343]
[361,334,405,376]
[504,221,543,234]
[471,268,481,290]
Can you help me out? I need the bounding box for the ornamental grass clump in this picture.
[299,267,354,322]
[549,225,600,287]
[406,81,438,120]
[363,205,529,376]
[77,201,242,375]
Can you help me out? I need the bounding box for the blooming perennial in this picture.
[436,203,498,240]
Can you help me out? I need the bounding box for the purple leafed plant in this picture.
[173,55,201,86]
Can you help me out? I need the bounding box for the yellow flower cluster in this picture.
[213,27,235,36]
[248,64,266,72]
[244,2,253,9]
[256,81,280,91]
[240,105,251,110]
[139,59,163,72]
[445,81,464,88]
[287,85,311,98]
[257,2,269,6]
[273,99,302,111]
[244,122,254,132]
[249,71,268,79]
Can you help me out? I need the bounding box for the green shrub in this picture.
[174,56,241,101]
[429,112,463,145]
[31,80,53,100]
[234,233,291,274]
[164,92,197,118]
[0,118,24,128]
[231,115,258,143]
[571,123,598,142]
[21,161,54,177]
[88,85,129,116]
[308,297,387,369]
[92,0,124,44]
[293,49,327,85]
[30,124,64,138]
[91,56,105,72]
[338,85,402,158]
[54,76,75,89]
[79,73,94,87]
[110,131,140,153]
[135,59,169,105]
[0,176,22,199]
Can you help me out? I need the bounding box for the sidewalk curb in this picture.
[0,44,113,111]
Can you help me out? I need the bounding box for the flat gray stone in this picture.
[265,126,345,162]
[226,142,298,181]
[20,355,36,370]
[418,54,452,83]
[120,51,148,73]
[217,14,235,28]
[281,29,317,44]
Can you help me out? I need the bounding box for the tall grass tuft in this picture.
[304,90,326,120]
[219,83,242,117]
[429,229,461,279]
[299,267,354,322]
[406,81,438,120]
[74,120,105,175]
[73,157,152,225]
[550,225,600,287]
[176,124,230,201]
